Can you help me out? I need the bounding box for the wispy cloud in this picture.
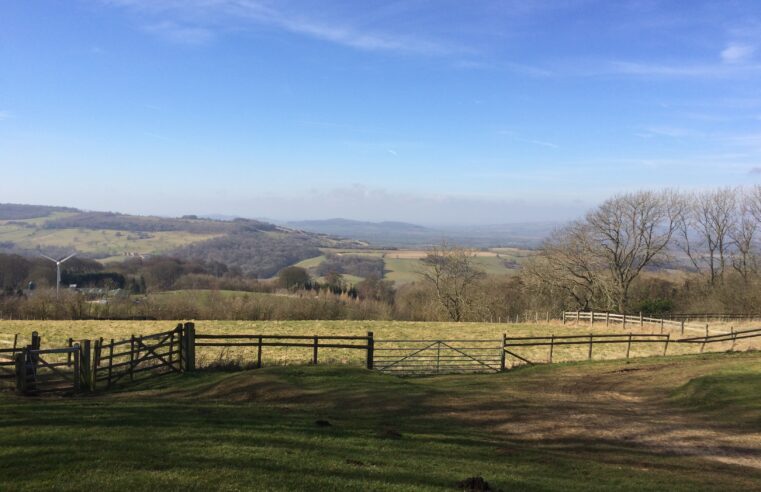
[143,21,213,45]
[721,42,756,64]
[498,130,559,149]
[102,0,461,55]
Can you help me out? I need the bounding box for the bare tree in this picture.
[730,192,758,282]
[418,245,485,321]
[586,190,682,313]
[523,221,603,311]
[680,188,738,284]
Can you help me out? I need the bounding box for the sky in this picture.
[1,0,761,225]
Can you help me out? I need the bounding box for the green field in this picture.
[295,248,528,285]
[1,352,760,490]
[0,222,221,258]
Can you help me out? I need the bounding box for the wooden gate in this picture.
[93,326,182,389]
[0,334,19,388]
[373,339,504,375]
[15,347,83,394]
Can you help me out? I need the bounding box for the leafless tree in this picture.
[679,188,738,284]
[586,190,682,313]
[730,192,758,282]
[418,244,486,321]
[523,221,603,311]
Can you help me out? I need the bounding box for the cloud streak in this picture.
[102,0,462,55]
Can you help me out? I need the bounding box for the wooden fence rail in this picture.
[504,332,671,365]
[193,331,374,369]
[562,311,718,335]
[0,334,19,382]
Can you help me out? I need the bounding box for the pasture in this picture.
[0,352,760,490]
[294,247,529,285]
[1,319,759,369]
[0,222,222,258]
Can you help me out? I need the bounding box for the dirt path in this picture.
[440,357,761,469]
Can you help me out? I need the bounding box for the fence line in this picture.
[194,331,373,369]
[561,311,725,335]
[2,321,761,394]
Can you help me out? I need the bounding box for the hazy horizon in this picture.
[2,1,761,224]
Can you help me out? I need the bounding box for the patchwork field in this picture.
[0,352,760,490]
[295,247,530,285]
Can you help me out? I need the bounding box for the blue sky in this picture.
[1,1,761,224]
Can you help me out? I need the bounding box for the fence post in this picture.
[562,312,566,325]
[500,333,506,371]
[79,339,91,391]
[660,319,664,334]
[626,333,632,359]
[623,315,626,331]
[606,312,609,327]
[588,334,593,360]
[731,327,736,350]
[73,344,81,393]
[107,339,114,388]
[257,335,263,368]
[663,333,670,356]
[639,312,643,327]
[313,336,319,365]
[590,311,594,327]
[705,324,709,337]
[681,320,685,335]
[183,322,196,372]
[549,335,554,363]
[576,310,580,325]
[366,332,374,370]
[14,352,26,394]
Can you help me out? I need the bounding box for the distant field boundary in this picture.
[2,322,760,393]
[562,311,730,335]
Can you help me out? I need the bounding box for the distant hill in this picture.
[288,218,558,248]
[288,219,438,247]
[0,204,362,278]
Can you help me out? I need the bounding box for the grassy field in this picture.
[0,352,760,490]
[295,248,527,285]
[1,319,758,369]
[0,223,221,258]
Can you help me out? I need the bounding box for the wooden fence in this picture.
[3,322,761,394]
[676,327,761,352]
[504,332,671,366]
[0,334,19,384]
[192,329,374,369]
[562,311,716,335]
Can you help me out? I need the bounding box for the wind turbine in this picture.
[40,253,76,295]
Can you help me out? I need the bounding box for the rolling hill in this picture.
[0,203,363,278]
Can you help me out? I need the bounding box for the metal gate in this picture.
[373,339,503,375]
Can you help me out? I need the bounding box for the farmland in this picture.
[1,352,760,490]
[295,248,530,284]
[2,319,759,368]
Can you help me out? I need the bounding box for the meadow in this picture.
[1,319,758,369]
[295,247,528,284]
[0,352,760,490]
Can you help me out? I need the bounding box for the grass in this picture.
[1,352,760,490]
[293,248,528,285]
[0,223,221,257]
[1,319,759,369]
